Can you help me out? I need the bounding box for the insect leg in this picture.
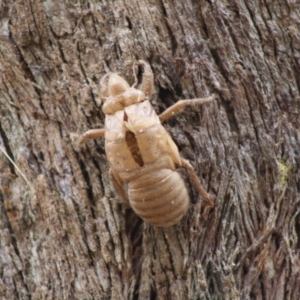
[132,60,154,99]
[159,95,215,123]
[109,169,130,208]
[78,128,105,145]
[180,158,214,208]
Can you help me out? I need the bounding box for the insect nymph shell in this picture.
[79,61,214,227]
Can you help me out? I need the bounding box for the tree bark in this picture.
[0,0,299,299]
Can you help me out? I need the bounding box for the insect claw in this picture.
[202,205,212,220]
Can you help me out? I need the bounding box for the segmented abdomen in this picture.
[128,169,189,227]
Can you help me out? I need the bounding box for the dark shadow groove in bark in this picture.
[219,98,240,136]
[159,1,178,56]
[0,122,16,175]
[295,214,300,250]
[125,210,144,299]
[77,153,94,199]
[126,210,143,277]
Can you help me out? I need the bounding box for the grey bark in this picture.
[0,0,299,299]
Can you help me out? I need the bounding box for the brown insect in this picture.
[79,60,214,227]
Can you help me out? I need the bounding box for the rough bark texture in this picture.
[0,0,299,299]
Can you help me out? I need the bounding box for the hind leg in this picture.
[132,60,154,99]
[180,158,214,208]
[109,169,130,208]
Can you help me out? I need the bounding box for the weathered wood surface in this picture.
[0,0,299,299]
